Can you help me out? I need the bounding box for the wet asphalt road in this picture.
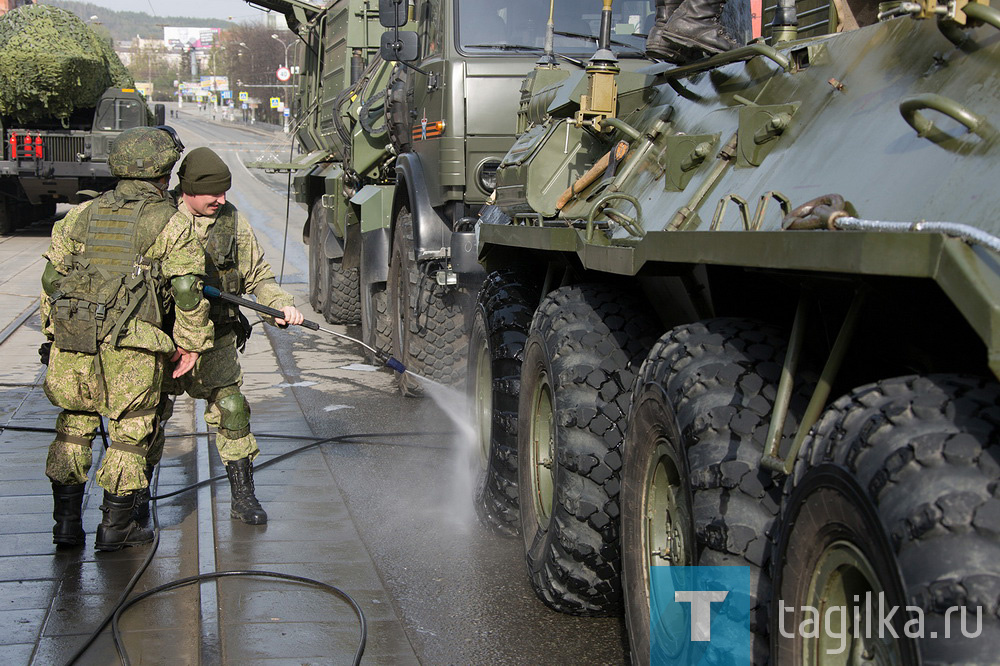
[168,109,630,663]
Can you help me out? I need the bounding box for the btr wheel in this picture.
[518,284,658,615]
[773,375,1000,665]
[622,319,809,664]
[467,270,540,536]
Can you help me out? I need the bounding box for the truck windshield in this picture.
[94,98,145,131]
[458,0,655,57]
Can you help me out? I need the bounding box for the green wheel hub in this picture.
[473,343,492,467]
[527,369,555,522]
[804,540,903,666]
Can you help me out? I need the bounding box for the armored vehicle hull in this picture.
[473,3,1000,661]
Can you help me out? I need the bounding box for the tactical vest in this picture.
[49,189,175,354]
[203,202,245,333]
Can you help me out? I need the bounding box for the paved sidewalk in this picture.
[0,285,418,664]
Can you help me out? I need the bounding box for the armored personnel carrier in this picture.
[471,0,1000,661]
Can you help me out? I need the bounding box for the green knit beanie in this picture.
[178,147,231,195]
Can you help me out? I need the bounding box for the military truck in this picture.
[470,0,1000,661]
[247,0,658,389]
[0,5,165,234]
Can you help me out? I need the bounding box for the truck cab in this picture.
[0,86,164,233]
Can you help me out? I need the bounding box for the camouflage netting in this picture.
[0,5,135,124]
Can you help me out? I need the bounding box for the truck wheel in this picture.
[621,319,803,664]
[389,206,467,394]
[307,201,331,313]
[773,375,1000,665]
[468,269,540,536]
[323,258,361,325]
[518,284,658,615]
[361,280,390,362]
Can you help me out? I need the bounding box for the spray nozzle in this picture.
[379,354,406,374]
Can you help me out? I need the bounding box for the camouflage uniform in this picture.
[42,180,213,494]
[147,198,294,468]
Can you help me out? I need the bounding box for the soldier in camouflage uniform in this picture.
[144,147,303,526]
[41,126,214,551]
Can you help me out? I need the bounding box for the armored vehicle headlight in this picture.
[476,159,501,194]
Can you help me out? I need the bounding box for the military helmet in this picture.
[108,126,184,178]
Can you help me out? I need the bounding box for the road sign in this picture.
[221,90,232,99]
[270,97,281,109]
[276,66,291,82]
[239,91,248,101]
[241,102,248,110]
[283,108,290,117]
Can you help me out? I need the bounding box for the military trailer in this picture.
[248,0,657,390]
[0,5,165,233]
[470,0,1000,662]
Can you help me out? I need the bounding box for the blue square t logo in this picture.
[649,566,754,665]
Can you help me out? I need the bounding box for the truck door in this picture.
[406,0,452,203]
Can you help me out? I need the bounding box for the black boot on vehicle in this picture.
[645,0,701,63]
[226,458,267,525]
[52,482,86,547]
[95,491,154,551]
[661,0,740,58]
[132,465,155,525]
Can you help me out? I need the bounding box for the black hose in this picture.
[112,570,366,666]
[61,429,450,666]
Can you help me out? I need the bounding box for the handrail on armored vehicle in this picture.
[645,42,791,80]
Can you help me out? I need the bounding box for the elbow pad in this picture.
[42,261,61,296]
[171,275,205,311]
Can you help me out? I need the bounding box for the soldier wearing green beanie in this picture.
[144,146,304,526]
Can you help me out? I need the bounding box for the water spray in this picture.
[202,285,406,374]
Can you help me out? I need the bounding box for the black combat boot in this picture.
[95,491,154,551]
[661,0,740,58]
[52,482,86,547]
[132,465,155,525]
[225,458,267,525]
[645,0,700,63]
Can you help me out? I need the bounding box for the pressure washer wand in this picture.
[202,285,406,374]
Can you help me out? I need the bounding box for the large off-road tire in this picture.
[774,375,1000,665]
[307,200,331,313]
[622,319,808,665]
[518,284,659,615]
[323,256,361,325]
[468,269,540,536]
[388,206,467,394]
[360,262,390,364]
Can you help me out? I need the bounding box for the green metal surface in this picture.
[484,12,1000,374]
[351,184,394,234]
[527,369,555,523]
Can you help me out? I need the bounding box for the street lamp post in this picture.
[271,34,293,133]
[271,33,292,68]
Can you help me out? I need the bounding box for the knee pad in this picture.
[215,389,250,439]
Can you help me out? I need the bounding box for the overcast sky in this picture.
[81,0,270,23]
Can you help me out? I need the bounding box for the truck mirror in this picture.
[378,0,407,27]
[153,104,166,126]
[380,30,418,62]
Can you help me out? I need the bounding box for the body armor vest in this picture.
[49,188,175,354]
[203,203,245,333]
